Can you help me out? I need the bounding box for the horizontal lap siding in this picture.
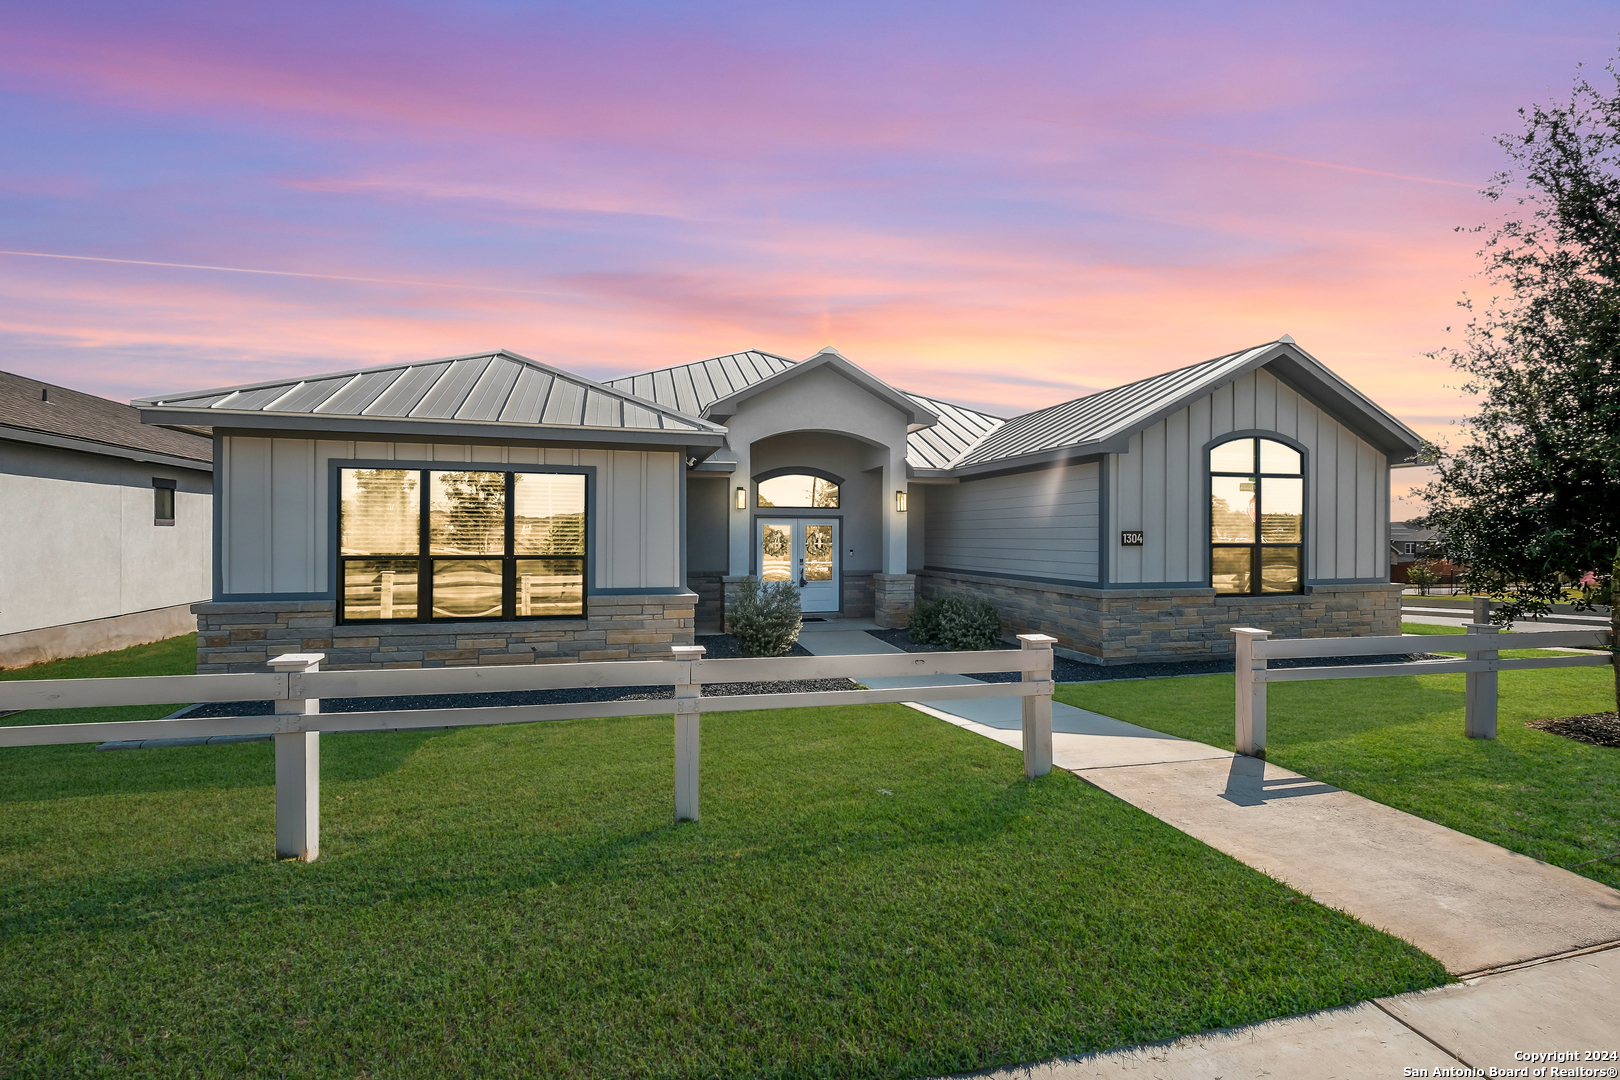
[1108,368,1388,585]
[924,462,1099,582]
[220,437,681,596]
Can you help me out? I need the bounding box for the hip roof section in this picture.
[133,350,726,447]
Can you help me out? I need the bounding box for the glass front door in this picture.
[758,519,840,613]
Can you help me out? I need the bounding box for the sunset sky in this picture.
[2,2,1615,517]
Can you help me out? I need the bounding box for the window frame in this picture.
[152,477,177,526]
[333,462,593,625]
[1206,435,1306,597]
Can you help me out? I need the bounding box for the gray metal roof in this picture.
[604,350,800,416]
[135,350,724,444]
[609,350,990,468]
[902,393,1005,470]
[952,345,1273,468]
[948,340,1423,471]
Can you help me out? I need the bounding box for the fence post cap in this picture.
[670,645,707,658]
[268,652,326,670]
[1016,634,1058,646]
[1229,627,1272,638]
[1465,623,1501,634]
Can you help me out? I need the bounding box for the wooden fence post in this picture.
[1464,623,1500,739]
[1017,634,1057,778]
[1230,628,1271,758]
[269,653,325,862]
[671,645,705,822]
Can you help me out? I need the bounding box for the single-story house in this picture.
[1,370,213,668]
[134,337,1420,672]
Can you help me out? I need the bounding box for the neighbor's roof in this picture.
[0,369,213,469]
[134,350,726,448]
[949,339,1423,473]
[608,350,999,469]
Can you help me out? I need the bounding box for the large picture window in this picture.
[339,468,585,622]
[1209,437,1304,596]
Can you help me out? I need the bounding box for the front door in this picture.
[758,519,840,613]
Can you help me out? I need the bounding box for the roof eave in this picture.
[0,422,213,471]
[949,442,1121,477]
[137,408,727,450]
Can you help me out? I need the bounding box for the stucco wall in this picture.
[0,440,211,636]
[1108,366,1389,586]
[217,434,683,597]
[747,430,882,575]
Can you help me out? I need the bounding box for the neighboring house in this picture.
[136,336,1420,672]
[1,370,212,668]
[1389,520,1455,585]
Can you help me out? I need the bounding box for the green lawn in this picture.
[0,643,1447,1078]
[1057,666,1620,891]
[0,634,199,732]
[1401,620,1569,658]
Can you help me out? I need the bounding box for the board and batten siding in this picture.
[218,436,681,596]
[1108,367,1388,586]
[923,461,1100,583]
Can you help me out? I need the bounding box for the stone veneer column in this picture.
[872,573,916,629]
[192,592,697,673]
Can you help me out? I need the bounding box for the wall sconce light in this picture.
[736,487,747,510]
[895,490,908,512]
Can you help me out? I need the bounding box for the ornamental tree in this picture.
[1418,56,1620,705]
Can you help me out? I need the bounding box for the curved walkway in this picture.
[795,622,1620,1078]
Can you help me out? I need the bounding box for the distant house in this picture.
[0,371,212,668]
[136,337,1420,672]
[1389,520,1454,585]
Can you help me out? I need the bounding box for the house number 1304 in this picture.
[1120,531,1144,546]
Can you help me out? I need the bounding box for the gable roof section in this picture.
[949,340,1422,474]
[604,349,800,416]
[134,350,726,450]
[1,369,213,469]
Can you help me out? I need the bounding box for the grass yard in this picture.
[0,643,1448,1079]
[1400,620,1571,659]
[1056,664,1620,891]
[0,634,199,737]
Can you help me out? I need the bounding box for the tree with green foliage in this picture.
[1419,57,1620,707]
[1405,558,1441,596]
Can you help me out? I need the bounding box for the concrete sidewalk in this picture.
[795,621,1620,1078]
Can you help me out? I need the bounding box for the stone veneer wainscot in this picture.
[916,569,1401,665]
[192,592,697,673]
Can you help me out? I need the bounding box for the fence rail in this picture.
[1231,619,1614,757]
[0,635,1058,862]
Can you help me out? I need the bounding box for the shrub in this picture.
[1406,558,1441,596]
[910,593,1001,650]
[729,576,802,657]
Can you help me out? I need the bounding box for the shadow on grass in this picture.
[0,729,446,804]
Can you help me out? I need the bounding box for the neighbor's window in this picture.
[339,468,585,622]
[153,478,176,526]
[756,474,839,508]
[1210,437,1303,596]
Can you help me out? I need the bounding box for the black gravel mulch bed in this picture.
[182,634,854,720]
[1526,712,1620,749]
[862,629,1447,683]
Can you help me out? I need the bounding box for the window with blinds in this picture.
[338,468,585,623]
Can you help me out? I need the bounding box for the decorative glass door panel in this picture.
[758,519,840,613]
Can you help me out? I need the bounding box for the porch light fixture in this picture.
[895,490,907,512]
[736,486,747,510]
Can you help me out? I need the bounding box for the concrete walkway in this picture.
[794,621,1620,1078]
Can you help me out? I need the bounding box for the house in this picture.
[1389,520,1455,586]
[134,337,1420,672]
[1,370,212,668]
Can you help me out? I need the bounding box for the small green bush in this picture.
[1406,558,1440,596]
[909,593,1001,650]
[729,577,803,657]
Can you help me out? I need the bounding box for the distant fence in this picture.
[1230,623,1613,758]
[0,635,1058,862]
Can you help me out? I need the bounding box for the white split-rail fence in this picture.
[1230,598,1613,758]
[0,635,1058,862]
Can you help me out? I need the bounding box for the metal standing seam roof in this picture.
[948,344,1276,468]
[134,350,722,435]
[607,351,1004,470]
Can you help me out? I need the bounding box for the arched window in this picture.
[757,473,839,508]
[1209,437,1303,595]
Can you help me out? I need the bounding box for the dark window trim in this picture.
[333,463,592,625]
[153,478,176,526]
[1206,434,1307,597]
